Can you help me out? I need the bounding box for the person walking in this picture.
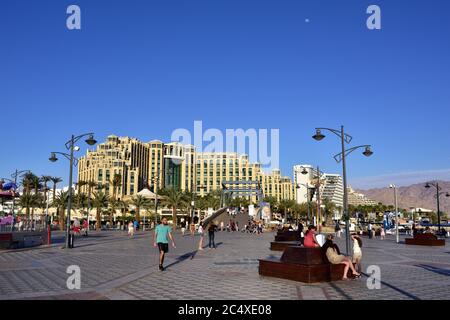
[380,227,385,240]
[133,219,139,232]
[153,217,176,271]
[297,222,304,246]
[128,220,134,237]
[368,222,373,239]
[335,221,341,238]
[82,218,89,236]
[198,223,205,250]
[181,221,186,236]
[208,223,217,249]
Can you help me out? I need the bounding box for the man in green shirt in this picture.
[153,217,176,271]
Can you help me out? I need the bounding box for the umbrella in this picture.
[1,182,17,191]
[137,188,164,200]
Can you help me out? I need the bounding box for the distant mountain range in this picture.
[356,180,450,214]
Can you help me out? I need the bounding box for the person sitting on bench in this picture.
[322,234,361,281]
[303,225,320,248]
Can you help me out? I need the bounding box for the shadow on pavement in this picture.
[415,264,450,277]
[164,242,224,270]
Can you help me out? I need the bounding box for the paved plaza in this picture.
[0,230,449,300]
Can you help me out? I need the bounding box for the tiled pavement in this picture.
[0,230,449,300]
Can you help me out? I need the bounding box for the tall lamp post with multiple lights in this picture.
[295,183,312,225]
[313,126,373,255]
[296,166,326,227]
[49,133,97,249]
[389,184,399,243]
[1,169,31,231]
[424,181,449,234]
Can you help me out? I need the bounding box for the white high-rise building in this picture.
[293,165,344,215]
[293,164,314,204]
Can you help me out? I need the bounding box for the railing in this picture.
[0,221,47,233]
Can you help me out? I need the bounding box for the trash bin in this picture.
[68,232,75,248]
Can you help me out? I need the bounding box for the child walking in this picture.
[351,234,363,273]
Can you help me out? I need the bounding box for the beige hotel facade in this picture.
[78,135,295,202]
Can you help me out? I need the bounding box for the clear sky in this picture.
[1,0,449,189]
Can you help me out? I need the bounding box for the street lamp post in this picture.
[424,182,450,234]
[297,166,325,227]
[152,171,160,227]
[11,169,31,232]
[389,184,399,243]
[295,183,311,225]
[313,126,373,255]
[49,133,96,249]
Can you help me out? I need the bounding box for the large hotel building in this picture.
[78,135,295,202]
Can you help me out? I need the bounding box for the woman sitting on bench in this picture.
[322,234,361,281]
[303,225,320,248]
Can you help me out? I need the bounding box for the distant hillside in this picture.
[357,180,450,214]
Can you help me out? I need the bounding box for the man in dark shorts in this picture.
[153,218,176,271]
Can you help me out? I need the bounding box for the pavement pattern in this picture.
[0,229,449,300]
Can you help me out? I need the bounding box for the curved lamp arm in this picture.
[333,145,372,163]
[64,132,95,150]
[49,151,79,167]
[315,127,353,144]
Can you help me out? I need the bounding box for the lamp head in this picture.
[312,129,325,141]
[363,146,373,157]
[301,168,308,175]
[49,153,58,162]
[425,183,431,189]
[446,192,450,198]
[85,134,97,146]
[73,146,80,152]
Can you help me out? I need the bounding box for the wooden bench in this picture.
[259,246,355,283]
[270,241,301,251]
[405,233,445,246]
[274,230,300,242]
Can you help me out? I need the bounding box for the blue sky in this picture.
[1,0,449,189]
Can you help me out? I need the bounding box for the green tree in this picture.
[160,188,189,228]
[129,194,152,224]
[50,177,63,202]
[110,174,122,201]
[92,191,110,231]
[53,191,70,230]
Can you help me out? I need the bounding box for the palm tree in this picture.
[19,193,35,222]
[51,177,63,202]
[109,199,122,226]
[31,175,41,195]
[74,193,88,212]
[21,172,37,195]
[92,191,110,231]
[129,194,152,224]
[322,198,336,225]
[110,174,122,201]
[41,175,52,204]
[161,188,188,228]
[53,191,69,230]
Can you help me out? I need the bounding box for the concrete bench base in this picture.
[405,238,445,246]
[259,259,352,283]
[259,246,355,283]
